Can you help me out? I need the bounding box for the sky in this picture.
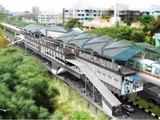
[1,0,160,13]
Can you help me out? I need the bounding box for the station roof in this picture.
[57,32,143,61]
[23,24,68,34]
[24,24,44,32]
[102,40,142,61]
[136,42,160,55]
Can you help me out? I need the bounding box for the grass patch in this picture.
[52,79,109,120]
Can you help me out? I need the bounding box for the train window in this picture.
[145,64,152,72]
[136,62,141,69]
[155,68,160,75]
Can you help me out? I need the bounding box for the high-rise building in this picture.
[32,6,40,16]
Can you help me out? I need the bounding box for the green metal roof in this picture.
[102,40,142,61]
[47,28,159,61]
[24,24,68,34]
[136,42,160,55]
[57,32,144,61]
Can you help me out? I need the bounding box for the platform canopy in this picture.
[102,40,142,61]
[57,32,144,61]
[24,24,68,35]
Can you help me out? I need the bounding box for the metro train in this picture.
[128,58,160,77]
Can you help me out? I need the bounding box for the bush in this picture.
[64,18,82,30]
[70,111,93,120]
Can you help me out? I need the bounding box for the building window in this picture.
[65,10,68,12]
[85,9,89,12]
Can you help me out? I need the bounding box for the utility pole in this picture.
[114,0,119,26]
[62,8,65,25]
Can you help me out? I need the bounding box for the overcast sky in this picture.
[1,0,160,13]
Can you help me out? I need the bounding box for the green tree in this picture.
[0,29,8,48]
[130,30,145,42]
[150,16,160,35]
[139,15,155,32]
[0,47,59,119]
[91,26,146,42]
[64,18,82,30]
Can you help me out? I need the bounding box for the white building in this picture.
[150,11,160,18]
[62,8,108,23]
[37,13,63,25]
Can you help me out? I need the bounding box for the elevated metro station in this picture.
[1,23,160,117]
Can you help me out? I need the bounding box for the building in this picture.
[150,11,160,18]
[142,10,160,19]
[37,13,63,25]
[62,8,108,23]
[63,8,142,24]
[0,5,9,14]
[32,6,40,16]
[119,10,142,23]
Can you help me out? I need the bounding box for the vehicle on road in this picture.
[122,104,135,113]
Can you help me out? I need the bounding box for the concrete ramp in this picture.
[67,59,121,116]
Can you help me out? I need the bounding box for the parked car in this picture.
[122,104,135,113]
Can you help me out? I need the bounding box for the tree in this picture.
[139,15,155,32]
[0,47,59,119]
[64,18,82,30]
[150,16,160,35]
[0,29,8,48]
[130,30,145,42]
[91,26,146,42]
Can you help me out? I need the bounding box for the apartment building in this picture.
[62,8,108,23]
[62,8,142,24]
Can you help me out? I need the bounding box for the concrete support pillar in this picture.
[92,85,95,101]
[111,59,114,69]
[85,77,87,96]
